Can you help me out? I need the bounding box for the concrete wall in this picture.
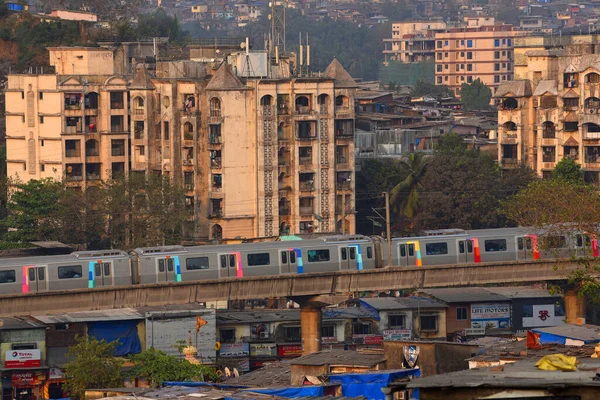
[49,48,115,75]
[0,328,47,366]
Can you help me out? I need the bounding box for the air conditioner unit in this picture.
[259,331,269,339]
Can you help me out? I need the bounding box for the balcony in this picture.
[132,108,144,116]
[209,135,222,145]
[262,105,274,118]
[278,103,290,115]
[337,181,352,190]
[501,158,518,166]
[300,181,315,192]
[299,156,313,166]
[300,206,314,216]
[208,209,223,219]
[279,204,291,215]
[296,105,312,115]
[320,104,329,115]
[211,157,222,169]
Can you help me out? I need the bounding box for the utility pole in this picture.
[383,192,392,267]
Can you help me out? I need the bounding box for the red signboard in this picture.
[278,344,302,357]
[11,371,43,386]
[364,335,384,345]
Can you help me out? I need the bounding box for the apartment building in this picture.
[434,24,522,96]
[5,47,357,241]
[382,20,447,65]
[495,44,600,183]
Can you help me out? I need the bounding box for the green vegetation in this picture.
[64,336,124,399]
[552,158,584,184]
[3,174,189,249]
[411,80,454,99]
[460,78,493,111]
[126,348,219,387]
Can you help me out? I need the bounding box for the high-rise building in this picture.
[382,20,447,65]
[5,47,357,241]
[434,24,522,96]
[495,40,600,183]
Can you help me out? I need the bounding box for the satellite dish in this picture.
[216,49,221,54]
[268,14,272,20]
[240,42,246,49]
[233,368,240,377]
[225,367,231,377]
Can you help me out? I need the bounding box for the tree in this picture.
[63,336,123,399]
[552,158,583,184]
[3,178,65,242]
[460,79,492,111]
[435,132,473,156]
[389,153,430,220]
[411,80,454,98]
[126,348,219,388]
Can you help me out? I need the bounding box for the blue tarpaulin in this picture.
[241,387,325,398]
[329,369,420,400]
[88,320,141,356]
[532,329,600,345]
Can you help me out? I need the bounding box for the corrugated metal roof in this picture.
[227,362,292,387]
[359,297,448,310]
[484,287,560,299]
[0,317,46,330]
[421,287,509,303]
[33,308,144,323]
[532,324,600,342]
[290,349,385,367]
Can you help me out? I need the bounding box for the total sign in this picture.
[5,350,41,368]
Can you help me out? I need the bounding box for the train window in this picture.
[576,234,583,247]
[281,252,288,264]
[0,270,16,283]
[58,265,83,279]
[38,268,45,281]
[408,244,414,257]
[426,242,448,255]
[104,263,111,276]
[229,255,236,268]
[485,239,507,252]
[467,241,473,253]
[341,248,347,260]
[248,253,270,266]
[95,263,101,276]
[349,247,356,260]
[459,242,465,254]
[400,245,406,257]
[290,251,296,263]
[220,255,227,268]
[307,249,330,262]
[167,259,174,272]
[518,238,524,250]
[158,259,165,272]
[186,257,210,270]
[28,268,36,281]
[526,238,532,250]
[545,236,567,249]
[367,246,373,259]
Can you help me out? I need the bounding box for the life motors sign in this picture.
[471,303,511,330]
[5,350,41,368]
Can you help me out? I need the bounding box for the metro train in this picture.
[0,226,597,295]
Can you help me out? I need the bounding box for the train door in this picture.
[457,240,474,263]
[26,266,47,292]
[280,249,298,274]
[398,243,416,266]
[219,253,239,277]
[340,245,363,271]
[156,257,177,282]
[517,236,538,260]
[90,261,113,287]
[575,234,593,257]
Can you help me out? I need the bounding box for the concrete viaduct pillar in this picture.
[564,291,586,324]
[291,295,348,356]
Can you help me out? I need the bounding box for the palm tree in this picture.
[389,153,430,219]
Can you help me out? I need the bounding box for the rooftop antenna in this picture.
[306,32,310,76]
[270,0,286,64]
[241,37,255,77]
[299,32,303,77]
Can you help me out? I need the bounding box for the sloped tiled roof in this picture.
[563,89,579,98]
[564,136,579,146]
[324,58,357,88]
[494,80,532,98]
[533,80,558,96]
[130,63,155,90]
[206,63,246,91]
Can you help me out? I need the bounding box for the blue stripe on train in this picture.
[295,248,304,274]
[174,256,182,282]
[88,262,95,288]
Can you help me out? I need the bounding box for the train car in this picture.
[0,250,131,294]
[131,235,378,284]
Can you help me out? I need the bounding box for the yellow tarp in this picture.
[535,354,577,371]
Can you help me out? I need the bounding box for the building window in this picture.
[220,328,236,343]
[444,76,448,82]
[39,116,44,124]
[39,92,43,100]
[444,40,448,46]
[436,41,442,48]
[444,52,448,58]
[437,53,442,60]
[467,76,473,83]
[455,65,459,72]
[495,63,500,71]
[321,325,335,338]
[389,315,406,328]
[467,64,472,71]
[437,77,442,84]
[460,64,464,70]
[495,51,500,59]
[467,52,473,60]
[457,307,468,320]
[353,323,371,335]
[495,76,500,83]
[420,315,438,331]
[467,39,473,48]
[437,65,442,72]
[507,39,512,46]
[494,39,500,47]
[284,326,301,342]
[502,39,506,45]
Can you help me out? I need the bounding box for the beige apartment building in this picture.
[5,47,357,241]
[434,24,522,96]
[382,20,447,65]
[495,44,600,183]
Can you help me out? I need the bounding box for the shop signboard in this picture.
[523,304,565,328]
[277,344,302,357]
[11,371,44,385]
[250,343,277,357]
[322,337,338,344]
[383,329,412,341]
[5,350,41,368]
[238,358,250,372]
[219,343,250,358]
[352,335,383,345]
[470,303,511,330]
[49,367,65,380]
